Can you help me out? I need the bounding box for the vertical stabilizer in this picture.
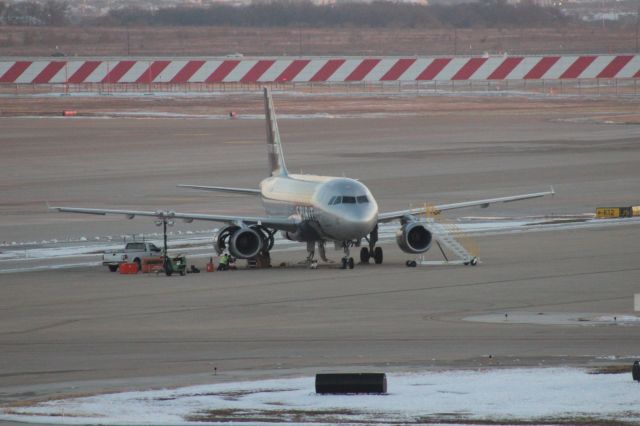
[264,87,289,177]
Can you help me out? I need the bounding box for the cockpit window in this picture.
[330,195,370,205]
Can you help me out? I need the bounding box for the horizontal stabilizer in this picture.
[177,185,261,195]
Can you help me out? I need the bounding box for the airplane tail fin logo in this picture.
[264,87,289,177]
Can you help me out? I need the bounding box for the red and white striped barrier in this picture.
[1,55,638,85]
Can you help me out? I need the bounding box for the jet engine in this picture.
[396,222,432,254]
[215,225,273,259]
[282,222,320,242]
[229,227,262,259]
[283,231,301,242]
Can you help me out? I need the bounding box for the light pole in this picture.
[636,0,639,53]
[454,27,457,56]
[154,211,175,273]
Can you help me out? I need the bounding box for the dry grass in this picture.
[186,408,639,425]
[187,408,368,423]
[0,26,636,57]
[0,90,636,119]
[589,365,633,375]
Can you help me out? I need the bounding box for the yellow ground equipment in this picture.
[595,206,639,219]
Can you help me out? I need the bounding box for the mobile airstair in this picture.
[409,205,479,267]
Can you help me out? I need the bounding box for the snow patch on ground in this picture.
[1,368,639,425]
[593,315,640,323]
[465,312,640,327]
[2,216,639,273]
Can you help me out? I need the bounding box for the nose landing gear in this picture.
[340,241,355,270]
[341,256,355,269]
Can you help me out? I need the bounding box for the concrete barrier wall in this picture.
[1,55,639,85]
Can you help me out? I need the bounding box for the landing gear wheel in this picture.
[348,257,354,269]
[406,260,417,268]
[373,247,383,264]
[470,257,478,266]
[360,247,370,263]
[341,258,348,269]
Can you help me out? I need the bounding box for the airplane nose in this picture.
[342,205,377,236]
[343,208,367,223]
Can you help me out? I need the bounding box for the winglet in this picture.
[263,87,289,177]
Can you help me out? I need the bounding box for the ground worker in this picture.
[218,252,230,271]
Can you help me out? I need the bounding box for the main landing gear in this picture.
[360,246,383,264]
[359,225,383,265]
[305,241,330,269]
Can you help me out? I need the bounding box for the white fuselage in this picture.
[260,174,378,242]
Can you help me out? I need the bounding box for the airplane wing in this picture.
[49,206,300,232]
[177,185,261,195]
[378,187,555,222]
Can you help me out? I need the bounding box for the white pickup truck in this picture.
[103,242,162,272]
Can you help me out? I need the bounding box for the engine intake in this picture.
[396,222,432,254]
[216,226,264,259]
[229,227,263,259]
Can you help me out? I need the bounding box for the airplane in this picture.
[51,87,555,269]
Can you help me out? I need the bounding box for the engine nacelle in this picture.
[215,225,238,255]
[216,226,264,259]
[281,222,320,242]
[228,227,263,259]
[396,222,433,254]
[282,231,301,242]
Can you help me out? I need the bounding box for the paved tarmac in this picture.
[1,94,640,417]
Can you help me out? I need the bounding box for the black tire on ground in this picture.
[134,258,142,273]
[164,259,173,277]
[360,247,370,263]
[409,260,417,267]
[348,257,354,269]
[341,258,347,269]
[180,270,186,276]
[108,265,118,272]
[374,247,383,264]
